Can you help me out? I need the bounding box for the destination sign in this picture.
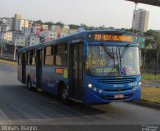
[88,33,135,43]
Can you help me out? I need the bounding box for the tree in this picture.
[80,23,88,29]
[55,21,64,27]
[68,24,80,29]
[33,20,43,25]
[44,21,54,26]
[154,33,160,75]
[145,39,154,48]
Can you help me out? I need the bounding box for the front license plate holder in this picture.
[114,94,124,99]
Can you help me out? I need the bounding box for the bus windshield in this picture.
[85,45,140,76]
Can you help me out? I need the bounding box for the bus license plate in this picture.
[114,94,124,99]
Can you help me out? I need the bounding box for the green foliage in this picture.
[80,23,88,29]
[69,24,80,29]
[144,29,156,36]
[144,30,160,49]
[145,39,154,48]
[55,21,64,27]
[142,74,160,82]
[146,49,156,65]
[44,22,54,26]
[141,49,160,70]
[33,20,43,25]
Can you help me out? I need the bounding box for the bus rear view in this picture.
[83,31,141,104]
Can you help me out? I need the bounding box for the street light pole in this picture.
[0,41,3,57]
[13,42,16,61]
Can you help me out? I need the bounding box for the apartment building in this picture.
[28,34,40,46]
[12,33,26,47]
[133,9,149,32]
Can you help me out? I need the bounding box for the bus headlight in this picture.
[88,83,93,88]
[139,82,142,85]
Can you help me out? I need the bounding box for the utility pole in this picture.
[0,41,3,57]
[0,45,2,57]
[155,33,160,75]
[13,42,16,61]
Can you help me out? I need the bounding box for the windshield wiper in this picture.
[100,43,117,68]
[118,44,130,69]
[100,43,115,59]
[119,44,130,59]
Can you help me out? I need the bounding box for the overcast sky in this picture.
[0,0,160,30]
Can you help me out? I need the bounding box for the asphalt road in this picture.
[0,63,159,127]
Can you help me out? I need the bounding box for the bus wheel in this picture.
[60,87,69,102]
[27,78,33,91]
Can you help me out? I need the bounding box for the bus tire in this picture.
[27,77,33,91]
[60,87,69,103]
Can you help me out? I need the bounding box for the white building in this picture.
[0,18,14,31]
[41,24,48,31]
[49,25,61,33]
[0,32,12,43]
[1,24,9,32]
[28,35,40,46]
[6,18,14,31]
[31,25,41,35]
[61,25,70,34]
[13,33,26,47]
[69,29,78,35]
[133,9,149,32]
[39,30,58,42]
[2,32,13,42]
[15,14,22,20]
[14,19,29,31]
[22,28,31,37]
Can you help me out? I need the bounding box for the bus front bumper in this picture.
[83,87,141,105]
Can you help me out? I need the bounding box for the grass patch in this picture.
[142,74,160,83]
[142,87,160,104]
[0,59,17,66]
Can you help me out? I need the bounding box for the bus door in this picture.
[22,53,26,83]
[70,43,83,99]
[36,49,42,88]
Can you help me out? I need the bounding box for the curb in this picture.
[0,59,17,66]
[131,100,160,110]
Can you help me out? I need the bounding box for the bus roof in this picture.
[18,30,135,53]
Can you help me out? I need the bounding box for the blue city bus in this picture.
[17,30,141,104]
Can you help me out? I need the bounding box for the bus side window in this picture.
[44,45,54,65]
[55,43,67,66]
[32,50,36,65]
[25,52,28,65]
[28,51,32,65]
[28,50,36,65]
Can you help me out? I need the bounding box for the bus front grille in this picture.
[104,87,132,92]
[99,77,136,84]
